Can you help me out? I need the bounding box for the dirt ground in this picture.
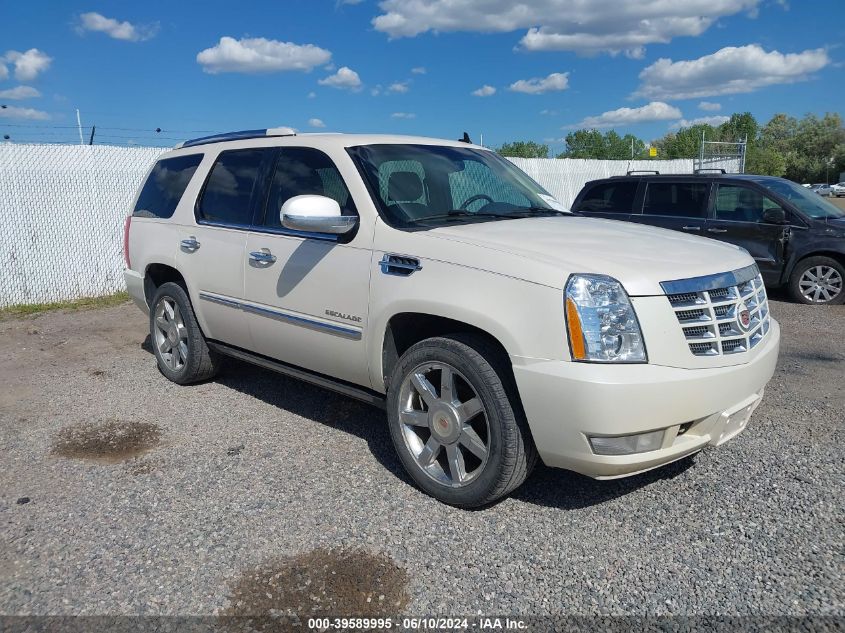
[0,297,842,620]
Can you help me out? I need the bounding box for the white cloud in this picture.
[509,72,569,94]
[318,66,362,90]
[411,66,426,74]
[634,44,830,99]
[388,80,410,93]
[308,118,326,128]
[372,0,759,57]
[78,12,159,42]
[0,105,50,120]
[698,101,722,111]
[570,101,682,129]
[540,109,558,115]
[471,85,496,97]
[0,85,41,100]
[307,91,317,98]
[0,64,7,80]
[670,115,730,129]
[391,112,416,119]
[197,37,331,74]
[1,49,52,81]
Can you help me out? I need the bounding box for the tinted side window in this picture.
[264,148,357,228]
[714,184,780,223]
[133,154,203,219]
[643,182,710,218]
[575,182,637,213]
[198,149,267,225]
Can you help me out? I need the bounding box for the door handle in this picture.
[180,237,200,251]
[682,225,701,231]
[707,228,728,234]
[249,250,277,264]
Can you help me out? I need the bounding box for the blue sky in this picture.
[1,0,842,152]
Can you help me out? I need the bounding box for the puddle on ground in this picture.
[51,420,162,463]
[221,548,409,629]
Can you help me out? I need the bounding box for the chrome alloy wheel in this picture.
[153,296,188,371]
[799,265,843,303]
[397,362,491,488]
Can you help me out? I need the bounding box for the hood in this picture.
[416,216,754,296]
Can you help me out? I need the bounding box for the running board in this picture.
[207,341,386,409]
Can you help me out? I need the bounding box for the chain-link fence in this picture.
[0,143,166,307]
[0,143,735,308]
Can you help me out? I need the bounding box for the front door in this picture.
[176,147,273,350]
[706,183,788,285]
[242,147,372,387]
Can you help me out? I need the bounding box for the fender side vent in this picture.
[380,253,421,277]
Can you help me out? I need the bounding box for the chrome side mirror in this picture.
[281,195,358,235]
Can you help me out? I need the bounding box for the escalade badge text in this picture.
[326,310,362,323]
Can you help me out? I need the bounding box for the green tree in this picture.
[559,129,646,159]
[745,145,786,177]
[717,112,758,143]
[496,140,549,158]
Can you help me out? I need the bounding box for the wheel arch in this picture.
[377,310,515,393]
[144,263,188,306]
[785,249,845,281]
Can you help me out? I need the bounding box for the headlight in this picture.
[565,274,647,363]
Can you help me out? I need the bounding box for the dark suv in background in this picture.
[572,173,845,305]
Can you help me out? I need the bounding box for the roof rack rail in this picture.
[694,168,727,174]
[176,127,297,149]
[626,170,660,175]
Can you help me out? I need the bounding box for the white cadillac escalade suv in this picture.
[123,129,780,507]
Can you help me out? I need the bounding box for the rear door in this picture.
[572,180,639,222]
[706,182,789,284]
[175,147,274,351]
[634,179,712,236]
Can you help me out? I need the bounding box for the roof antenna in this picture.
[459,131,472,144]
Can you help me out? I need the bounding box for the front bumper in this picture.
[512,319,780,478]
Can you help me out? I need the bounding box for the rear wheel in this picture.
[150,282,220,384]
[788,256,845,305]
[386,334,537,508]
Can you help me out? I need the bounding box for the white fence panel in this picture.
[0,143,166,307]
[0,144,737,307]
[507,157,701,209]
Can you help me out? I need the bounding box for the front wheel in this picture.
[788,256,845,305]
[150,282,221,384]
[386,334,537,508]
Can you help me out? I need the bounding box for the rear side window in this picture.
[197,149,268,226]
[643,182,710,218]
[263,147,357,228]
[133,154,203,219]
[575,181,638,213]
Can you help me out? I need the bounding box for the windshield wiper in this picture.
[409,210,512,223]
[512,206,570,216]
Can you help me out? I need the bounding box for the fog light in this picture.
[588,430,664,455]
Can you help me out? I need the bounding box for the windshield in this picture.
[347,144,565,228]
[754,178,845,219]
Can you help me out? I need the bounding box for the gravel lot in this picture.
[0,298,842,620]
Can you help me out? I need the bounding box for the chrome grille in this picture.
[663,265,771,357]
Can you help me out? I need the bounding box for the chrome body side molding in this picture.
[198,291,362,340]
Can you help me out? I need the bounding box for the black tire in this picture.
[149,282,220,384]
[386,334,537,508]
[787,256,845,305]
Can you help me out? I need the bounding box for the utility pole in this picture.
[76,109,84,145]
[88,125,96,145]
